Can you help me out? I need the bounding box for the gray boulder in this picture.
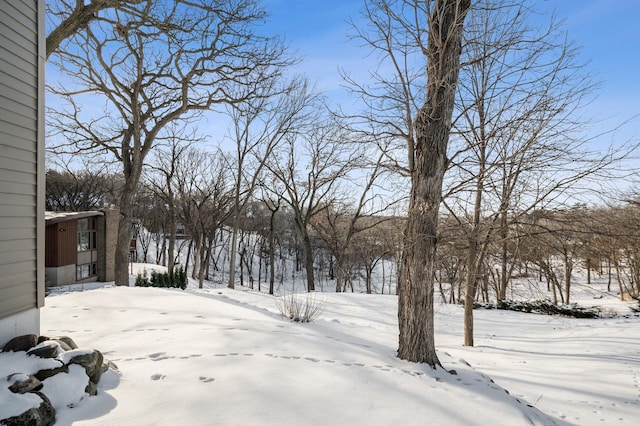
[27,342,60,359]
[7,373,43,394]
[38,335,78,351]
[1,391,55,426]
[2,334,38,352]
[34,360,68,381]
[68,349,105,384]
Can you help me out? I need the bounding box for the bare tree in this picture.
[310,153,392,293]
[349,218,400,294]
[46,165,120,211]
[174,148,234,287]
[268,119,359,292]
[46,0,146,59]
[47,0,291,286]
[398,0,470,366]
[348,0,470,366]
[226,77,318,289]
[144,126,198,271]
[588,202,640,299]
[443,0,634,346]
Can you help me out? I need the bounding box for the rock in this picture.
[102,359,120,374]
[54,336,78,350]
[1,391,55,426]
[53,339,72,351]
[85,380,98,396]
[7,373,43,394]
[2,334,38,352]
[1,335,115,426]
[68,349,104,384]
[27,341,60,359]
[38,335,78,350]
[34,360,68,381]
[58,336,78,350]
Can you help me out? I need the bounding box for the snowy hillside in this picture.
[3,272,635,425]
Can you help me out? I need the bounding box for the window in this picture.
[76,217,98,281]
[76,262,97,280]
[77,218,97,252]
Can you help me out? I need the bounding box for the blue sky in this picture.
[263,0,640,149]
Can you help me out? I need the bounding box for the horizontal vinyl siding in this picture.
[0,291,38,318]
[0,0,41,319]
[0,260,34,278]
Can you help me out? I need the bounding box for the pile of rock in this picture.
[1,334,118,426]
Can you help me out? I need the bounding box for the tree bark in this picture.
[397,0,470,366]
[463,239,478,346]
[301,230,315,292]
[114,157,142,286]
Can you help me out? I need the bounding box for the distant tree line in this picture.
[45,165,640,303]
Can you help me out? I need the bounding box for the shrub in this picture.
[135,270,150,287]
[275,292,325,322]
[137,266,187,290]
[172,266,188,290]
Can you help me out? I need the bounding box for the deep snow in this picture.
[2,266,640,425]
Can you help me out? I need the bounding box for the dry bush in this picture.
[275,292,325,322]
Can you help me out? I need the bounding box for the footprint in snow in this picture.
[149,352,172,361]
[199,376,215,383]
[151,374,166,381]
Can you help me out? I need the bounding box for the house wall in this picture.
[45,220,77,267]
[45,216,104,286]
[44,264,76,287]
[0,0,45,346]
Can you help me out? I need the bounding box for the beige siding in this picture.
[0,0,44,319]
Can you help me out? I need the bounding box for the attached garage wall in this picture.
[0,0,45,343]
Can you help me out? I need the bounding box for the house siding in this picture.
[45,220,78,267]
[0,0,44,344]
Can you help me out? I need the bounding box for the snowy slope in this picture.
[16,282,636,426]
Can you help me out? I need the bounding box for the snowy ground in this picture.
[2,265,640,425]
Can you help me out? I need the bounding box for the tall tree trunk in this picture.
[185,238,192,274]
[192,232,202,280]
[167,204,176,273]
[228,170,242,289]
[301,230,315,292]
[464,239,478,346]
[268,208,277,295]
[397,0,470,366]
[499,211,509,301]
[564,250,573,304]
[335,255,345,293]
[228,225,239,289]
[615,261,625,301]
[114,159,143,286]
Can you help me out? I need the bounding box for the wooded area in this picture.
[44,0,639,365]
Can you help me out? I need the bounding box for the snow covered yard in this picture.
[15,280,636,425]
